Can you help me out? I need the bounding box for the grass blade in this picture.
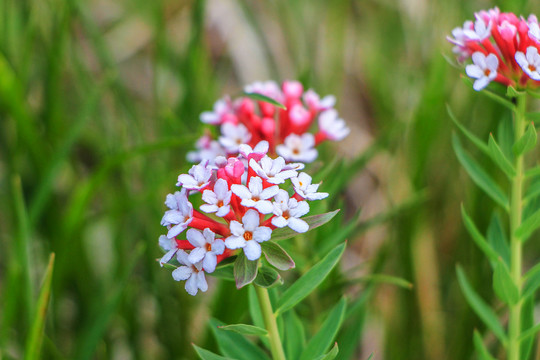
[193,345,236,360]
[276,242,346,315]
[24,253,55,360]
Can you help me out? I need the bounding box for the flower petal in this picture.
[287,217,309,233]
[244,240,262,261]
[172,266,192,281]
[225,235,246,249]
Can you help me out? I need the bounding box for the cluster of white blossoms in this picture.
[159,141,328,295]
[187,80,350,166]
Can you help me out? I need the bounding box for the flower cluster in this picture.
[187,80,349,165]
[448,7,540,91]
[159,141,328,295]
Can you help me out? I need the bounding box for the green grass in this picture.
[1,0,538,359]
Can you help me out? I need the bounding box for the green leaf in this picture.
[456,265,507,344]
[473,330,496,360]
[314,343,339,360]
[486,213,510,267]
[526,111,540,123]
[270,210,340,241]
[193,345,236,360]
[521,295,535,360]
[488,134,516,177]
[300,297,347,360]
[234,253,259,289]
[524,181,540,202]
[516,207,540,242]
[261,242,295,270]
[519,322,540,342]
[25,253,55,360]
[210,262,235,281]
[283,310,306,360]
[243,92,287,110]
[506,85,524,98]
[493,261,519,305]
[453,134,509,210]
[461,206,500,263]
[366,354,375,360]
[276,242,346,315]
[523,263,540,298]
[254,266,283,288]
[461,76,516,110]
[513,122,537,156]
[350,274,413,289]
[447,104,490,156]
[209,319,270,360]
[218,324,268,337]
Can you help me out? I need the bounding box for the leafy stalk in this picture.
[254,285,286,360]
[508,94,526,360]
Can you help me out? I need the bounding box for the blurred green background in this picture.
[1,0,539,359]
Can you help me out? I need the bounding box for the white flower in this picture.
[271,190,310,233]
[231,176,279,214]
[465,52,498,91]
[529,21,540,44]
[225,209,272,261]
[291,172,329,201]
[516,47,540,80]
[249,156,299,185]
[276,133,318,163]
[463,17,492,41]
[244,81,283,103]
[158,235,179,266]
[187,135,226,164]
[161,190,193,238]
[303,89,336,111]
[200,178,232,217]
[200,98,232,125]
[172,250,208,296]
[186,228,225,273]
[318,109,350,141]
[239,140,269,161]
[219,123,252,153]
[177,160,213,190]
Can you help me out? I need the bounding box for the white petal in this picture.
[231,184,252,200]
[200,204,219,213]
[254,200,274,214]
[197,271,208,292]
[187,228,206,247]
[225,235,246,249]
[288,217,309,233]
[215,205,230,217]
[272,216,288,228]
[184,275,198,295]
[473,77,490,91]
[465,64,484,79]
[485,53,499,70]
[213,179,229,198]
[471,52,486,68]
[290,201,310,217]
[202,190,218,205]
[172,266,192,281]
[306,192,329,201]
[177,174,198,188]
[253,226,272,242]
[211,239,225,255]
[203,253,217,273]
[242,209,261,231]
[167,223,187,239]
[160,249,177,266]
[260,185,279,200]
[244,241,262,261]
[229,221,245,236]
[248,176,263,195]
[159,235,173,251]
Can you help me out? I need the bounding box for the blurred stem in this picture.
[508,93,526,360]
[254,285,286,360]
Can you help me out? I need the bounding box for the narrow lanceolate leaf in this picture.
[313,343,339,360]
[447,105,490,156]
[192,344,236,360]
[488,134,516,178]
[254,266,283,288]
[270,210,340,241]
[276,242,346,315]
[524,180,540,202]
[218,324,268,337]
[487,213,510,267]
[521,295,535,360]
[513,122,537,156]
[209,319,270,360]
[515,207,540,242]
[243,92,287,110]
[261,241,295,270]
[473,330,496,360]
[493,261,519,305]
[453,134,509,211]
[366,353,375,360]
[234,253,258,289]
[284,310,306,360]
[300,297,346,360]
[25,253,55,360]
[351,274,413,289]
[461,206,499,263]
[456,265,507,344]
[523,262,540,298]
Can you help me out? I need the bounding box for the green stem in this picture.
[508,94,526,360]
[254,285,286,360]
